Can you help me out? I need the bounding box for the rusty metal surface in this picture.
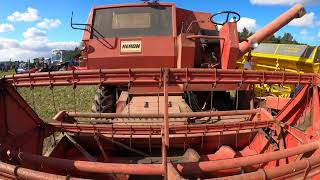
[83,3,177,70]
[66,109,259,119]
[174,140,320,175]
[3,68,317,88]
[216,155,320,180]
[0,161,86,180]
[2,69,320,179]
[6,140,319,177]
[219,22,239,70]
[265,96,291,110]
[0,81,44,160]
[1,76,320,180]
[48,119,275,137]
[1,2,320,179]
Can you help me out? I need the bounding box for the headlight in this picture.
[79,41,86,51]
[250,39,259,49]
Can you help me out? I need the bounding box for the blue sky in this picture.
[0,0,319,61]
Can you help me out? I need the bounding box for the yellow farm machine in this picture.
[238,43,320,98]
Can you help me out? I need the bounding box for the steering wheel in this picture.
[210,11,241,26]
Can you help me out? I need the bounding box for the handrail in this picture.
[186,35,225,40]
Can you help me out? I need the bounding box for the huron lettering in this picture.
[122,44,141,49]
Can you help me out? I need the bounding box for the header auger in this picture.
[1,2,320,180]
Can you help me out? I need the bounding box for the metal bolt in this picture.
[144,102,149,108]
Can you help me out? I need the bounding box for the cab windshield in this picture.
[52,51,62,62]
[91,6,172,38]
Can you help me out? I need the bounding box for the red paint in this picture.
[1,2,319,179]
[239,4,306,56]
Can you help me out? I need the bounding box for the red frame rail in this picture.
[49,119,275,137]
[3,68,318,87]
[6,141,320,176]
[0,161,85,180]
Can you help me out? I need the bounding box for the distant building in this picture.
[51,49,74,65]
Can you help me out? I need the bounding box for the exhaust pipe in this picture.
[238,3,306,56]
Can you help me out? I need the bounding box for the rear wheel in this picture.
[91,85,116,113]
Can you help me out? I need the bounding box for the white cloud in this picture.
[0,24,14,33]
[300,29,308,35]
[20,39,78,53]
[8,7,39,22]
[0,37,20,49]
[237,17,258,32]
[0,38,79,61]
[299,30,315,41]
[250,0,315,5]
[37,18,61,30]
[318,32,320,38]
[289,12,315,27]
[0,27,78,61]
[23,27,47,40]
[302,35,315,41]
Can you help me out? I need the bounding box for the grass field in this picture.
[1,70,97,121]
[0,70,14,77]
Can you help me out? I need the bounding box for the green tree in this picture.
[279,32,299,44]
[238,29,300,45]
[70,47,81,59]
[263,34,280,43]
[238,28,253,42]
[63,47,81,61]
[280,33,293,44]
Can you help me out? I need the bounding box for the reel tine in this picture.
[236,88,239,111]
[73,85,77,114]
[31,86,36,112]
[49,86,58,115]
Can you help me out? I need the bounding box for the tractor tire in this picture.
[91,86,116,113]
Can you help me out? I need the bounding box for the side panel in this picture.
[219,22,239,69]
[0,81,44,162]
[86,36,176,69]
[176,8,216,34]
[176,34,195,68]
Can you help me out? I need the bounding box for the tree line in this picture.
[64,47,81,61]
[238,27,301,44]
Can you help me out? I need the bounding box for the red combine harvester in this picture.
[1,2,320,180]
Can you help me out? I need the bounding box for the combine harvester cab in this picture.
[2,2,320,180]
